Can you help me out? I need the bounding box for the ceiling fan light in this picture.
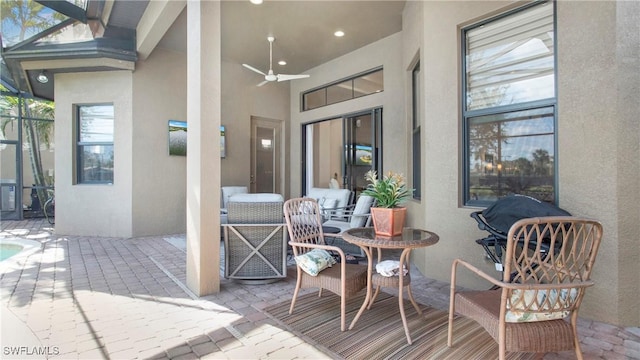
[36,71,49,84]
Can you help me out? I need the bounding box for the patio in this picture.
[1,219,638,359]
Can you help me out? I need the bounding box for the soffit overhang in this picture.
[3,38,136,101]
[2,0,148,101]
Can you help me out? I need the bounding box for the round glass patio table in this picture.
[342,227,439,345]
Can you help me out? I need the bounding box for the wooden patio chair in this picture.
[448,216,603,360]
[283,198,368,331]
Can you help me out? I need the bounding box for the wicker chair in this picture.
[283,198,368,331]
[223,194,287,283]
[447,216,603,359]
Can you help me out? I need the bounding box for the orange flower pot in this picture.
[370,207,406,236]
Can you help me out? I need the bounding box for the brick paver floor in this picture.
[1,219,638,359]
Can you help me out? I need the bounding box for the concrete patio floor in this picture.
[1,219,638,359]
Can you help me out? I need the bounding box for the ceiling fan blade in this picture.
[277,74,310,82]
[257,80,269,87]
[242,63,266,76]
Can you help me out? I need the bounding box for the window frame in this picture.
[75,103,115,185]
[301,67,384,111]
[411,60,421,200]
[461,0,558,206]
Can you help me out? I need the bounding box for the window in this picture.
[463,1,556,205]
[76,104,114,184]
[411,61,421,200]
[302,68,383,111]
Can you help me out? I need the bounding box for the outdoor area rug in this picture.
[263,291,537,359]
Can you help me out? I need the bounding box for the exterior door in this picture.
[250,117,282,194]
[301,108,382,197]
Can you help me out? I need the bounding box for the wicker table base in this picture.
[342,228,439,345]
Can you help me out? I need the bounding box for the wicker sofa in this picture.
[222,193,287,283]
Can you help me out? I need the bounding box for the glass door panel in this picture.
[302,108,382,199]
[344,111,381,198]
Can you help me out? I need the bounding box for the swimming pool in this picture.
[0,239,42,272]
[0,243,24,261]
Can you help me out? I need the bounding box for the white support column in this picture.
[186,0,221,296]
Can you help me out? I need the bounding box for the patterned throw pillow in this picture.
[294,249,337,276]
[505,288,578,322]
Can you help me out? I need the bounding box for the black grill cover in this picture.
[482,195,571,234]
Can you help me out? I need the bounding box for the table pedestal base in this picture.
[343,228,440,346]
[349,247,422,345]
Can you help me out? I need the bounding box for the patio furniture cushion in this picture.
[221,186,249,210]
[295,249,337,276]
[505,288,577,322]
[307,188,352,216]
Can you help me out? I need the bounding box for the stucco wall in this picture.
[220,60,290,194]
[131,48,188,236]
[615,0,640,329]
[405,0,639,327]
[401,0,425,227]
[556,0,639,326]
[54,71,134,237]
[125,42,291,236]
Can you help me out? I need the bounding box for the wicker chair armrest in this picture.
[288,241,349,263]
[500,280,595,291]
[451,258,505,288]
[451,259,595,291]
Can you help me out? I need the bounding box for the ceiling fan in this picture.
[242,36,310,86]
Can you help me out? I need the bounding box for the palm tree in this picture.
[532,149,551,176]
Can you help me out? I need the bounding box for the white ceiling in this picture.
[158,1,406,76]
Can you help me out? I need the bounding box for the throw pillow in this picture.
[375,260,408,277]
[294,249,337,276]
[505,288,578,322]
[320,198,338,211]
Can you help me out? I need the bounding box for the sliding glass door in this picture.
[302,108,382,198]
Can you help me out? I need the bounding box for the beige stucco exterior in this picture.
[55,71,134,238]
[49,1,638,326]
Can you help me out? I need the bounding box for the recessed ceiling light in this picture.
[250,0,263,4]
[36,71,49,84]
[334,30,345,37]
[278,60,287,66]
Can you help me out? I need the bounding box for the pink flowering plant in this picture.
[363,170,412,208]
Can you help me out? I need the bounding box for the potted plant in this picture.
[362,170,412,236]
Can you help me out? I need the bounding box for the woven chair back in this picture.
[283,198,326,255]
[503,216,603,316]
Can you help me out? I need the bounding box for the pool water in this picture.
[0,244,24,261]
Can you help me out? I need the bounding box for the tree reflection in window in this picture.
[468,107,555,202]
